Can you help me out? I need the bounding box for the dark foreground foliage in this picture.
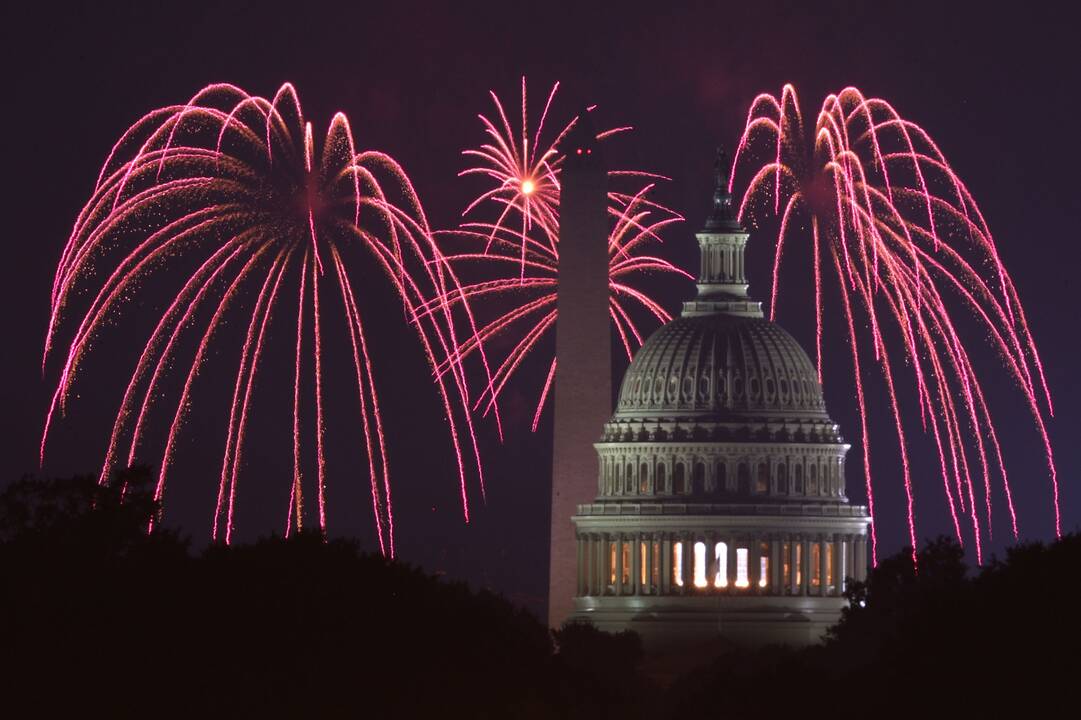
[0,469,652,718]
[2,469,1078,717]
[668,533,1081,717]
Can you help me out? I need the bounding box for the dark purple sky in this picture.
[5,1,1078,614]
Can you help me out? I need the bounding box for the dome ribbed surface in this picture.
[614,314,828,421]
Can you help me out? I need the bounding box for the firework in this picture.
[432,79,688,433]
[732,85,1058,563]
[41,83,486,553]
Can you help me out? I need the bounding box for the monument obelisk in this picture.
[548,113,610,627]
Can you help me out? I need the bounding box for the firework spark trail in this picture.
[94,237,250,487]
[442,78,688,427]
[224,249,293,545]
[733,84,1060,559]
[288,249,308,537]
[42,83,485,549]
[331,245,392,555]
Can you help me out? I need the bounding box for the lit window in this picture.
[609,542,617,585]
[759,541,770,589]
[795,543,802,588]
[673,542,683,587]
[755,463,769,493]
[811,542,821,588]
[693,541,707,588]
[714,542,728,588]
[622,542,632,586]
[825,541,834,591]
[782,541,791,590]
[735,547,749,588]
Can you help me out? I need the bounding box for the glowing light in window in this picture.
[736,547,749,588]
[673,542,683,587]
[825,541,834,590]
[795,543,802,588]
[713,542,728,588]
[693,541,707,588]
[759,557,769,588]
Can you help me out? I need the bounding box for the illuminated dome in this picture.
[613,314,830,422]
[568,150,871,650]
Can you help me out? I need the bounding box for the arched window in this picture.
[794,464,803,493]
[673,462,687,494]
[639,462,650,494]
[693,541,707,588]
[809,463,818,494]
[714,542,728,588]
[673,542,684,587]
[693,462,706,493]
[716,462,727,492]
[738,462,750,495]
[777,463,788,494]
[755,462,769,494]
[735,547,750,588]
[758,542,771,589]
[655,463,666,494]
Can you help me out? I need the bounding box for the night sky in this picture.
[5,1,1078,616]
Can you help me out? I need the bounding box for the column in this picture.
[844,534,854,591]
[771,538,782,595]
[855,535,867,583]
[631,533,641,596]
[801,538,811,596]
[705,533,717,590]
[646,533,655,595]
[615,533,624,596]
[727,536,737,590]
[594,534,604,595]
[681,532,693,594]
[661,535,672,595]
[751,537,762,593]
[789,537,799,595]
[576,536,585,597]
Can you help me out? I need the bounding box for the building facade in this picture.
[568,152,872,649]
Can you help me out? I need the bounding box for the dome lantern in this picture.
[683,148,762,319]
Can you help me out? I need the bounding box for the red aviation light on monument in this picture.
[561,109,602,171]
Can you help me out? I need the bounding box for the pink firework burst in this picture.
[430,79,689,434]
[41,83,486,554]
[732,84,1058,565]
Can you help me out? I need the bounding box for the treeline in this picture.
[1,469,1076,717]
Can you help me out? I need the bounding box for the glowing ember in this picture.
[41,83,486,552]
[732,84,1059,564]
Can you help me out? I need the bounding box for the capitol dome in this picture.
[568,150,871,650]
[613,314,830,423]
